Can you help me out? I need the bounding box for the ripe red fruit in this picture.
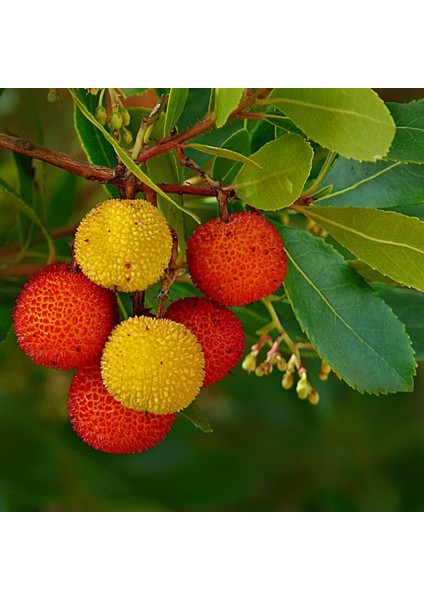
[68,365,176,454]
[186,211,287,306]
[165,296,245,386]
[12,262,118,370]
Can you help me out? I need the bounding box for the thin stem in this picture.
[117,294,129,320]
[261,297,302,368]
[299,151,337,201]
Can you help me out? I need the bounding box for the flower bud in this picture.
[120,108,131,127]
[308,389,320,405]
[110,110,123,130]
[296,372,311,400]
[94,106,107,126]
[242,352,257,374]
[281,373,293,390]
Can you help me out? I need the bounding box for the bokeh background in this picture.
[0,88,423,512]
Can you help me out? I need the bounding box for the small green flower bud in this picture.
[282,373,293,390]
[110,110,123,130]
[47,89,59,103]
[255,364,266,377]
[275,355,287,372]
[122,128,133,145]
[308,389,320,405]
[296,372,311,400]
[94,105,107,126]
[242,352,257,374]
[88,88,100,95]
[120,108,131,127]
[319,359,332,381]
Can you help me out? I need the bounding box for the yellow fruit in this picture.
[74,199,173,292]
[101,316,205,414]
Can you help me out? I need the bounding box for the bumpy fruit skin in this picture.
[12,262,118,370]
[101,316,205,414]
[165,297,245,386]
[186,211,287,306]
[74,199,173,292]
[68,365,176,454]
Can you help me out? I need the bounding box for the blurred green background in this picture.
[1,89,424,512]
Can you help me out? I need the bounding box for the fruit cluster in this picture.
[12,199,287,454]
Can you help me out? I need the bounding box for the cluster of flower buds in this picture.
[242,334,321,405]
[92,89,133,146]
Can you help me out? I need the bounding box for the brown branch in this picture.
[0,133,119,183]
[136,88,273,164]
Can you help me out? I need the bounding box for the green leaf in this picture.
[73,92,118,198]
[372,285,424,361]
[211,129,251,185]
[0,304,13,345]
[215,88,244,128]
[163,88,188,137]
[300,206,424,292]
[234,134,313,210]
[318,157,424,208]
[386,100,424,163]
[184,142,259,166]
[349,260,400,286]
[180,399,213,433]
[279,225,416,394]
[268,88,395,161]
[70,89,200,224]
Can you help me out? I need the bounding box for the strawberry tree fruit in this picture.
[100,315,205,414]
[165,296,245,386]
[12,262,118,370]
[68,365,176,454]
[186,211,287,306]
[74,199,173,293]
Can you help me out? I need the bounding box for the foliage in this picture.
[1,87,424,453]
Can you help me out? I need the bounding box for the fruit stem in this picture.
[156,227,179,318]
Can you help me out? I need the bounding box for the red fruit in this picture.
[12,262,118,370]
[68,365,176,454]
[186,211,287,306]
[165,296,245,386]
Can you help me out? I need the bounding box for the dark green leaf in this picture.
[386,100,424,163]
[280,225,416,394]
[268,88,395,161]
[234,134,313,210]
[163,88,188,137]
[300,206,424,292]
[73,92,118,197]
[318,157,424,208]
[372,285,424,361]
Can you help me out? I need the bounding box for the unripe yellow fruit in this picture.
[74,199,173,292]
[101,316,205,414]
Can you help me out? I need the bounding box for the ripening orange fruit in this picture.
[186,211,287,306]
[12,262,118,370]
[165,296,245,386]
[68,365,176,454]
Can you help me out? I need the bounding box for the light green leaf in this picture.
[372,285,424,361]
[184,142,259,167]
[180,399,213,433]
[211,129,251,185]
[163,88,188,137]
[386,100,424,163]
[300,206,424,292]
[268,88,395,161]
[234,134,313,210]
[70,89,200,224]
[215,88,244,128]
[318,157,424,208]
[279,225,416,394]
[349,260,400,286]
